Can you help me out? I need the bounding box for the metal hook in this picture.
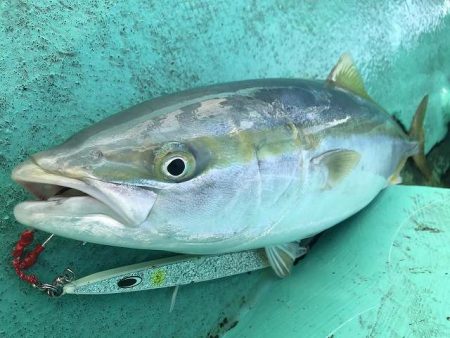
[41,234,54,247]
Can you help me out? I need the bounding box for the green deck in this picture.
[1,1,449,337]
[227,185,450,337]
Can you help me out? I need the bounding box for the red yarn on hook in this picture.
[12,230,49,287]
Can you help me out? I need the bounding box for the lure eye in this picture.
[156,142,196,182]
[117,276,142,288]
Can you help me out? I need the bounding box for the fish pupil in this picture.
[167,158,185,176]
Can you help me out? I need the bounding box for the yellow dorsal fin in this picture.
[327,53,371,100]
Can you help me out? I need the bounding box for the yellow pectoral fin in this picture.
[312,149,361,189]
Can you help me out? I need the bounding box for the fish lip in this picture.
[11,159,129,226]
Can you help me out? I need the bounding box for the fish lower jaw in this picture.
[13,196,129,230]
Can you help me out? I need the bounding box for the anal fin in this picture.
[388,158,407,186]
[388,175,403,186]
[265,242,307,278]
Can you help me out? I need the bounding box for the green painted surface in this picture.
[227,185,450,337]
[0,1,449,337]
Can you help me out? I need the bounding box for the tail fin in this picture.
[408,95,438,185]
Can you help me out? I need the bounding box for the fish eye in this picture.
[156,142,196,182]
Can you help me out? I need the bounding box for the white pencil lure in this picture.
[63,250,270,295]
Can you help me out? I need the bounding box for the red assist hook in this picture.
[11,230,74,297]
[12,230,53,286]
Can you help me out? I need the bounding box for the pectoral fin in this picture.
[265,242,307,278]
[327,53,372,101]
[312,149,361,189]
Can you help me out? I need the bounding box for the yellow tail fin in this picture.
[409,95,439,185]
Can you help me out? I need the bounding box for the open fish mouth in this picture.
[11,159,152,228]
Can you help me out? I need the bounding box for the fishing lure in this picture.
[11,230,307,297]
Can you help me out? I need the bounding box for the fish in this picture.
[12,54,432,277]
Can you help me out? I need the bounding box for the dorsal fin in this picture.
[327,53,371,100]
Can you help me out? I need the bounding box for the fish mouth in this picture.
[11,159,135,228]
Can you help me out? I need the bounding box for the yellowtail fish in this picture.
[12,54,431,277]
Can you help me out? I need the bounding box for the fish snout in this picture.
[32,148,66,173]
[31,147,93,180]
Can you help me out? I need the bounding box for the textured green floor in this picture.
[1,1,450,337]
[226,185,450,338]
